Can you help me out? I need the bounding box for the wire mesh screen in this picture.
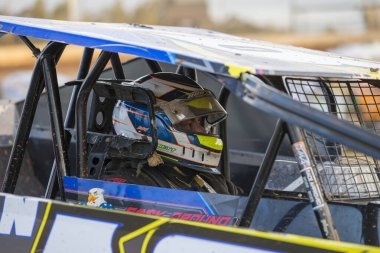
[284,77,380,200]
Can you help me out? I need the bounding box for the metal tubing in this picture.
[176,65,197,81]
[19,35,41,58]
[363,203,379,246]
[287,125,340,240]
[145,59,162,73]
[45,48,95,199]
[240,75,339,239]
[111,53,125,79]
[238,120,286,227]
[1,42,66,193]
[76,51,112,178]
[218,86,231,180]
[42,55,68,200]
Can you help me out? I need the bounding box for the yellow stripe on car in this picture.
[226,64,255,78]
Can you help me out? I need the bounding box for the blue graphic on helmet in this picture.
[112,73,226,174]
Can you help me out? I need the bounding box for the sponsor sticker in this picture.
[157,143,176,153]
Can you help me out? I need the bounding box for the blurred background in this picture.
[2,0,380,99]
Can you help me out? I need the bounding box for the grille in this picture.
[285,77,380,200]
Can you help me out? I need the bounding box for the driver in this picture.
[177,117,207,134]
[101,72,242,195]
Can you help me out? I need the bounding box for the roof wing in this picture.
[1,16,380,79]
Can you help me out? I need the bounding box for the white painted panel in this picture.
[154,234,280,253]
[0,196,39,237]
[44,214,119,253]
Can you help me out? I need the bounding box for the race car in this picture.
[0,16,380,252]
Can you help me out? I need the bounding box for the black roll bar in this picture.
[110,53,126,79]
[45,47,95,199]
[1,42,66,193]
[145,59,162,73]
[235,75,342,239]
[76,51,113,178]
[41,54,69,200]
[239,119,286,227]
[218,86,231,180]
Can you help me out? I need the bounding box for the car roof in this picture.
[1,15,380,80]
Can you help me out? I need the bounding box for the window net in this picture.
[284,77,380,200]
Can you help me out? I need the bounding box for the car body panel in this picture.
[0,192,377,253]
[1,16,380,79]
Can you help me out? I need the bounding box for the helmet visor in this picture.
[159,90,227,131]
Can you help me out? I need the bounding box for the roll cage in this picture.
[3,33,380,243]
